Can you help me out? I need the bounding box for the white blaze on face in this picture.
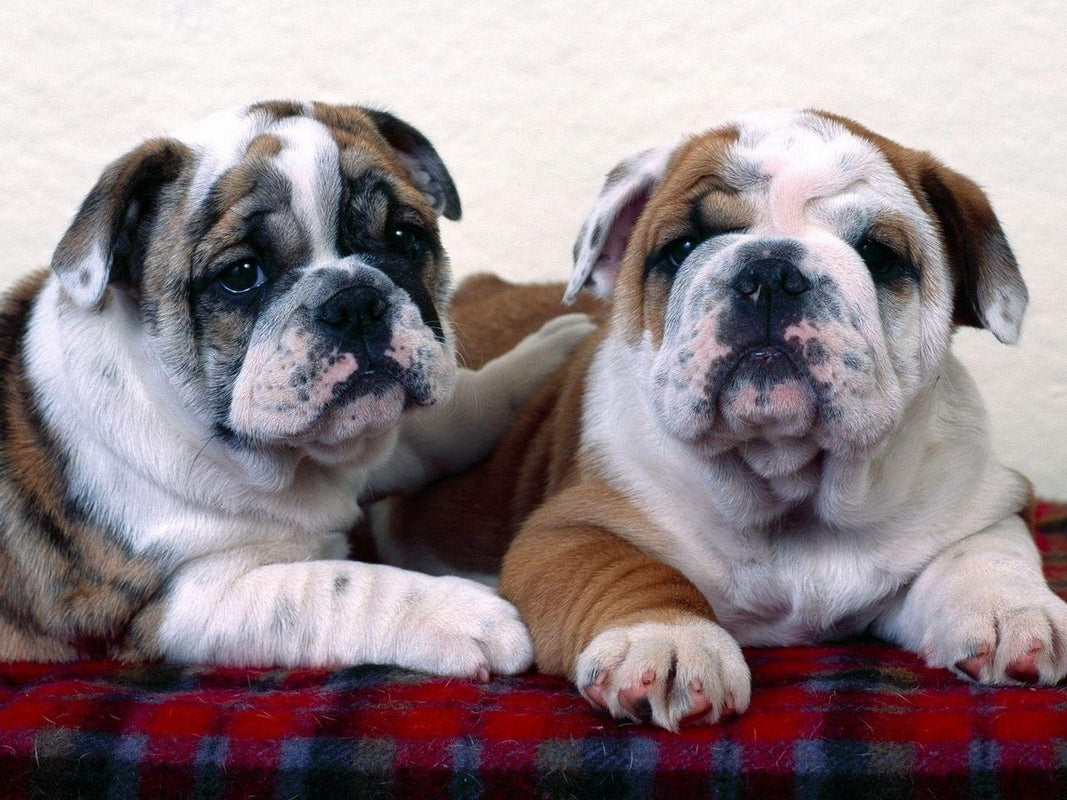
[271,116,343,262]
[726,111,926,241]
[173,102,343,259]
[173,105,281,210]
[729,113,877,238]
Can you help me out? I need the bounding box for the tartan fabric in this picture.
[1,505,1065,800]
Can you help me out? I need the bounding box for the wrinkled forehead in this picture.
[174,102,388,197]
[682,110,930,235]
[170,102,426,256]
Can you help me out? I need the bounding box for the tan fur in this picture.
[612,127,741,346]
[449,274,608,368]
[247,100,308,121]
[500,478,716,677]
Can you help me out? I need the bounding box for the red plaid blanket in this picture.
[2,504,1065,800]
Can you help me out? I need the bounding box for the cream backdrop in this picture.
[1,0,1064,495]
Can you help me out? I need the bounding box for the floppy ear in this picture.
[921,160,1028,344]
[51,138,189,309]
[363,109,462,221]
[564,144,676,304]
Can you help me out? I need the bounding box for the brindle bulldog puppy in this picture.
[0,100,593,675]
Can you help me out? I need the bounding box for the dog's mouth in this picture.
[704,342,821,432]
[223,349,439,449]
[713,342,812,397]
[330,358,431,409]
[724,345,802,385]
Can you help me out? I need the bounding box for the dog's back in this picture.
[448,274,604,368]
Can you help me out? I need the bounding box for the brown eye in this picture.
[659,229,746,275]
[388,224,428,259]
[666,237,699,269]
[857,236,913,284]
[217,259,266,296]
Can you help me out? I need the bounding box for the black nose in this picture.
[732,258,812,299]
[315,286,389,347]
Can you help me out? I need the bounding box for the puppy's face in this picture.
[569,111,1027,455]
[51,101,463,462]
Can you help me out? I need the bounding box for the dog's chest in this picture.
[599,457,902,645]
[632,488,902,646]
[689,528,900,646]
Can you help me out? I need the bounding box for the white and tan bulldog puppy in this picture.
[0,100,593,675]
[380,110,1064,730]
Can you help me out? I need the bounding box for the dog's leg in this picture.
[366,313,595,497]
[874,515,1067,684]
[150,545,533,676]
[499,485,750,731]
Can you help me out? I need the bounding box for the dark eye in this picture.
[857,236,912,284]
[216,259,267,297]
[666,237,699,269]
[388,224,429,259]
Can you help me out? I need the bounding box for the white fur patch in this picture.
[57,242,111,308]
[174,105,272,209]
[981,273,1028,345]
[271,116,343,261]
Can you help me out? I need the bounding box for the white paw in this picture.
[496,313,597,407]
[921,587,1067,685]
[396,575,534,680]
[576,619,751,731]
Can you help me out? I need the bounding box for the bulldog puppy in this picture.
[380,110,1064,730]
[0,100,593,675]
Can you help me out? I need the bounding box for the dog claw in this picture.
[955,642,992,680]
[577,620,751,731]
[1005,639,1045,683]
[585,681,608,710]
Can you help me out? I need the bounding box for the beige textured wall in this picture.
[1,0,1064,495]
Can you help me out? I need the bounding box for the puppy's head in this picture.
[50,101,462,462]
[568,110,1027,456]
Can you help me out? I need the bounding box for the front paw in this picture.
[397,576,534,680]
[921,588,1067,684]
[575,618,750,731]
[496,313,597,406]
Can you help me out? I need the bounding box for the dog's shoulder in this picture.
[0,269,48,357]
[0,273,167,662]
